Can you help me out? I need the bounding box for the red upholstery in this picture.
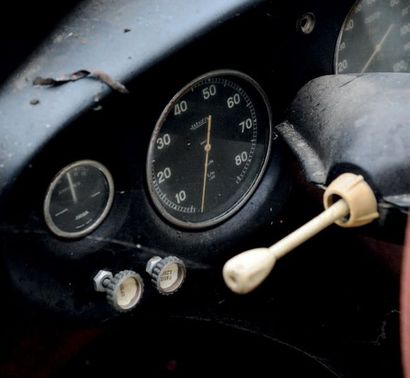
[401,214,410,376]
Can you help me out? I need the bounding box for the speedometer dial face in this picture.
[335,0,410,73]
[146,70,272,229]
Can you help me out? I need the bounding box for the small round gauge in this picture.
[44,160,114,238]
[335,0,410,74]
[146,70,272,229]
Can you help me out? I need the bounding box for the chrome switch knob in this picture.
[146,256,186,295]
[93,270,144,312]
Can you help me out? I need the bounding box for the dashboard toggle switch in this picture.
[146,256,186,295]
[93,270,144,312]
[223,173,380,294]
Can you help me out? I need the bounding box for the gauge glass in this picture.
[44,160,114,238]
[335,0,410,73]
[146,70,272,229]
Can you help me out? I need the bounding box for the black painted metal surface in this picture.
[0,0,262,203]
[278,73,410,209]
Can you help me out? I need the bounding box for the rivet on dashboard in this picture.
[297,12,316,34]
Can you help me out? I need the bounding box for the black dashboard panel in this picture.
[1,0,388,320]
[1,0,295,319]
[0,0,405,377]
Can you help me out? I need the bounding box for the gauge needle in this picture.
[66,172,78,204]
[360,24,395,73]
[201,115,212,213]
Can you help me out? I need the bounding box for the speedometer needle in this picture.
[360,23,395,73]
[66,172,78,204]
[201,115,212,213]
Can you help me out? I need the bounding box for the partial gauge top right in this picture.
[335,0,410,74]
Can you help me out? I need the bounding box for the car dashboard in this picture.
[0,0,409,377]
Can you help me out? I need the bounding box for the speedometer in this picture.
[146,70,272,229]
[335,0,410,73]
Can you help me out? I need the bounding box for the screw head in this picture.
[146,256,162,275]
[297,12,316,34]
[93,270,113,292]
